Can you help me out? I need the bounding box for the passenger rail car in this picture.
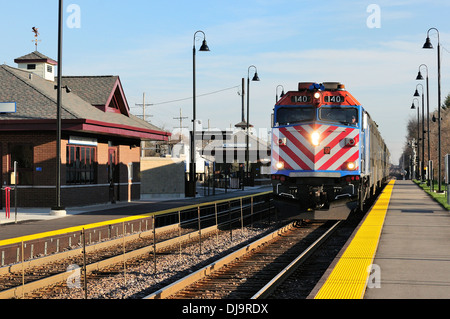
[271,82,390,220]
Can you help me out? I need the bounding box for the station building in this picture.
[201,126,272,187]
[0,51,170,208]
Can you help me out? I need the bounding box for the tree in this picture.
[443,93,450,110]
[401,92,450,182]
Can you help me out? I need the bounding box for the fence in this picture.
[0,191,275,298]
[0,192,274,268]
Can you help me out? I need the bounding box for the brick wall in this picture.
[0,132,56,186]
[1,132,141,208]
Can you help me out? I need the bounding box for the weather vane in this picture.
[32,27,41,51]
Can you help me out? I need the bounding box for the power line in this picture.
[131,85,240,108]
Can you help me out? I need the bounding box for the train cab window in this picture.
[319,107,358,126]
[276,107,315,126]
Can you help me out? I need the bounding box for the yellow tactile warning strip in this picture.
[0,191,271,247]
[314,180,395,299]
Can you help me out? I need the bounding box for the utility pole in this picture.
[135,92,153,123]
[173,108,188,134]
[135,93,153,157]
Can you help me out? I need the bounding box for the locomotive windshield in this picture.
[276,107,315,126]
[319,107,358,126]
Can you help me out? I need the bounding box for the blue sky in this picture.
[1,0,450,164]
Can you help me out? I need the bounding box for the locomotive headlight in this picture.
[276,161,284,170]
[311,131,320,146]
[346,161,357,170]
[313,92,322,107]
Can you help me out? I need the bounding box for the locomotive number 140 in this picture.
[324,95,345,103]
[291,96,311,103]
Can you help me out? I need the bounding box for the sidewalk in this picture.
[364,180,450,299]
[0,185,271,225]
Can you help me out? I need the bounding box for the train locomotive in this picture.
[271,82,390,220]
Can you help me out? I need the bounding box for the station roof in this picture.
[0,62,170,141]
[14,50,58,65]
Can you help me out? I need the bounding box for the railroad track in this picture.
[268,213,366,298]
[265,184,386,299]
[0,226,178,299]
[0,195,274,299]
[20,224,281,299]
[144,220,341,299]
[0,187,381,299]
[143,185,386,300]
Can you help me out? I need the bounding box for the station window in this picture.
[66,145,97,184]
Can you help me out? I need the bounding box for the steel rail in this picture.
[143,222,294,299]
[0,195,273,299]
[251,220,342,299]
[0,223,222,299]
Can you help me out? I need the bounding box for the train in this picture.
[271,82,390,220]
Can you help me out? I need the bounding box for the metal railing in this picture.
[0,192,274,268]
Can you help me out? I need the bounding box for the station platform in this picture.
[313,179,450,299]
[0,185,271,243]
[365,180,450,299]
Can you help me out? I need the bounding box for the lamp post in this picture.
[416,64,431,183]
[411,98,420,180]
[246,65,260,186]
[51,0,66,215]
[414,84,425,182]
[423,27,442,192]
[189,30,210,197]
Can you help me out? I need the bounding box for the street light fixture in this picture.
[246,65,260,186]
[189,30,210,197]
[416,64,431,185]
[416,64,430,170]
[423,27,442,192]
